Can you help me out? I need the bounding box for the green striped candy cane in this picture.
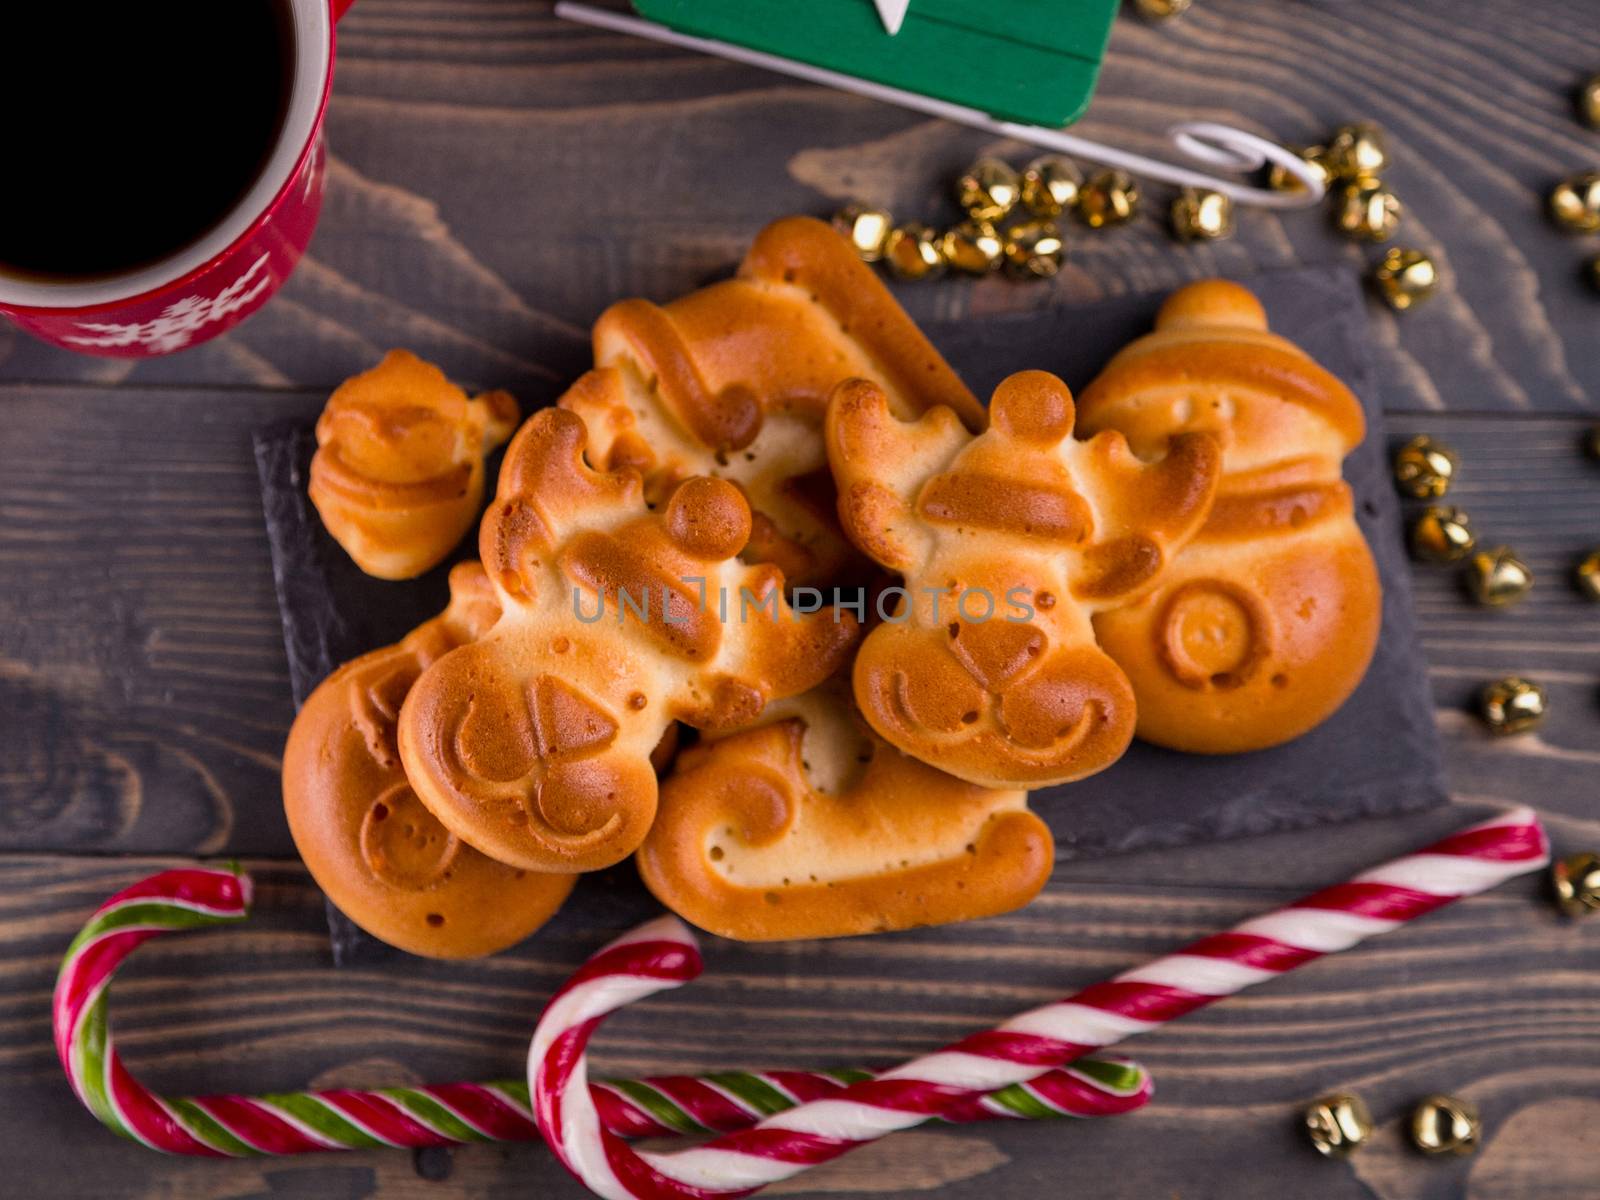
[54,865,1152,1155]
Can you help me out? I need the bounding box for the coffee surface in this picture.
[0,2,293,280]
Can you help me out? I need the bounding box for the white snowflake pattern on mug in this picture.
[62,254,275,352]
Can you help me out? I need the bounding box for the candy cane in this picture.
[52,866,1149,1156]
[531,806,1549,1200]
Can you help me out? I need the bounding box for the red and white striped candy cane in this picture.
[54,866,1148,1156]
[531,806,1548,1200]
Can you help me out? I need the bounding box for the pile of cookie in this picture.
[283,217,1381,957]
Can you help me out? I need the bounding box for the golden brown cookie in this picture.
[282,562,576,958]
[310,350,519,579]
[826,370,1222,789]
[638,683,1052,941]
[560,216,983,586]
[397,407,860,874]
[1076,280,1382,753]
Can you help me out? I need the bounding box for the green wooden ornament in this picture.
[630,0,1121,128]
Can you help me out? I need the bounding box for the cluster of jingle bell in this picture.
[831,152,1166,282]
[1302,844,1600,1160]
[1395,432,1600,734]
[1547,72,1600,291]
[837,122,1438,308]
[1271,122,1436,311]
[1392,434,1581,738]
[1305,1092,1481,1160]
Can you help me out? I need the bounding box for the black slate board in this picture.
[255,265,1446,963]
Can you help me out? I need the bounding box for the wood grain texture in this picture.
[0,386,321,854]
[3,0,1600,1195]
[2,834,1596,1200]
[1,0,1597,412]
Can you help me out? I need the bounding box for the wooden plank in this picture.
[0,0,1596,414]
[1388,413,1600,835]
[0,386,322,855]
[2,844,1594,1198]
[3,3,1599,1197]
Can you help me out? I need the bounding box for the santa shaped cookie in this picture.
[310,350,519,579]
[1076,280,1382,753]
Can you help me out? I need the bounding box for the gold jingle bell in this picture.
[1269,145,1333,194]
[832,204,894,262]
[1410,1095,1480,1157]
[939,219,1004,275]
[1581,74,1600,130]
[1304,1093,1372,1158]
[1171,188,1234,241]
[1549,171,1600,233]
[1324,121,1390,182]
[1132,0,1192,19]
[1462,545,1533,607]
[1334,180,1402,242]
[1020,155,1083,218]
[1410,506,1476,563]
[1393,434,1458,499]
[1002,218,1065,279]
[1478,676,1547,736]
[1575,546,1600,601]
[883,223,946,280]
[1374,248,1438,311]
[1077,169,1140,228]
[956,157,1021,223]
[1552,851,1600,918]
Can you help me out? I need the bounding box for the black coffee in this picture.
[0,2,294,280]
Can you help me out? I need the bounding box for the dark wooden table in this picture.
[4,2,1599,1196]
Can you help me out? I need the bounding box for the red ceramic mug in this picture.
[0,0,356,358]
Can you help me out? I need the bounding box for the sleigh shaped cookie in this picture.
[639,682,1052,941]
[561,216,983,586]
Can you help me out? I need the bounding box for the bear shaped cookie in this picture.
[283,562,576,958]
[397,407,859,873]
[826,370,1222,789]
[638,681,1052,941]
[1076,280,1382,753]
[560,215,984,586]
[310,349,520,579]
